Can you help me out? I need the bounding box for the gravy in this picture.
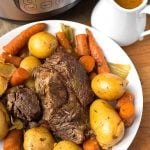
[115,0,143,9]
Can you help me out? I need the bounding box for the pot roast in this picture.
[33,47,94,144]
[3,86,42,123]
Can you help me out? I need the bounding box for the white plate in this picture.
[0,20,143,150]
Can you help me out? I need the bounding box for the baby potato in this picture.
[25,78,35,89]
[23,127,55,150]
[90,100,124,149]
[0,102,10,140]
[91,73,128,101]
[54,140,82,150]
[0,76,8,96]
[28,31,58,59]
[20,56,41,74]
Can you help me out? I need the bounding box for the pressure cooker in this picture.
[0,0,80,21]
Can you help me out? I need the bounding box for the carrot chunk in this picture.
[10,68,30,86]
[116,91,135,127]
[75,34,90,56]
[3,23,47,55]
[79,55,95,73]
[86,29,110,73]
[56,32,72,53]
[0,52,22,67]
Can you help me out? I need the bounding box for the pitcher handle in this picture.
[140,5,150,39]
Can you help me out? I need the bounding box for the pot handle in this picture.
[140,5,150,39]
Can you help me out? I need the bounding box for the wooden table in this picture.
[0,0,150,149]
[124,16,150,150]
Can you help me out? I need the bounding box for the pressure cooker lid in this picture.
[14,0,78,14]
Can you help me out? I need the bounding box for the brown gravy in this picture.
[114,0,143,9]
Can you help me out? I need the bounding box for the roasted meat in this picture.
[4,86,42,123]
[33,47,94,144]
[44,48,94,107]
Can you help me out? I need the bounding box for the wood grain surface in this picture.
[0,0,150,149]
[125,16,150,150]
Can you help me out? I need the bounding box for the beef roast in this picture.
[4,86,42,122]
[33,47,94,144]
[44,47,94,107]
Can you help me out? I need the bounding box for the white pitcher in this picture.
[91,0,150,46]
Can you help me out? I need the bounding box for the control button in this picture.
[40,1,52,9]
[19,0,76,14]
[24,4,37,11]
[20,0,37,11]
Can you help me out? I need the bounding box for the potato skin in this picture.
[0,76,8,96]
[28,31,58,59]
[23,127,55,150]
[25,78,35,89]
[91,73,128,101]
[20,56,41,74]
[0,102,10,140]
[90,100,124,149]
[54,140,82,150]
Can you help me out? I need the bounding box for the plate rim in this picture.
[0,20,143,150]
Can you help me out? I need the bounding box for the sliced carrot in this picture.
[79,55,95,73]
[89,72,97,80]
[3,23,47,55]
[86,29,110,74]
[75,34,90,56]
[116,91,135,127]
[56,32,72,53]
[116,91,134,109]
[0,52,22,67]
[119,101,135,120]
[4,129,23,150]
[10,68,30,86]
[83,138,101,150]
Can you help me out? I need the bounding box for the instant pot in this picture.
[0,0,80,21]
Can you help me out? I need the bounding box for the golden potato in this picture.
[0,76,8,96]
[0,102,10,140]
[20,56,41,73]
[90,100,124,149]
[23,127,55,150]
[54,140,82,150]
[28,31,58,59]
[0,62,16,78]
[25,78,35,89]
[91,73,128,101]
